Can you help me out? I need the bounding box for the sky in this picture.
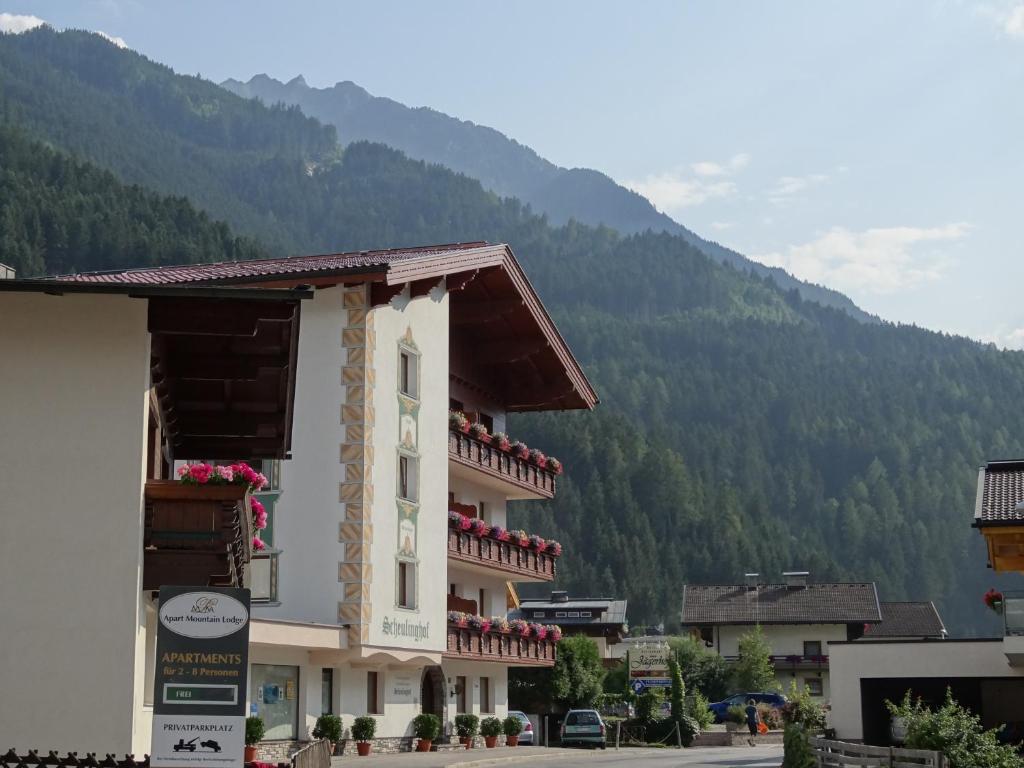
[3,1,1023,345]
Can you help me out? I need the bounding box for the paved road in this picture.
[331,744,781,767]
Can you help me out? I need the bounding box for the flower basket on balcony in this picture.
[491,432,511,452]
[546,540,562,557]
[510,530,529,548]
[550,625,562,641]
[488,525,510,542]
[985,588,1004,615]
[448,611,469,628]
[547,457,563,475]
[177,462,269,550]
[509,618,530,636]
[530,623,548,640]
[528,448,547,468]
[510,441,530,460]
[468,422,490,443]
[489,616,510,633]
[449,410,470,433]
[468,518,489,536]
[528,534,546,551]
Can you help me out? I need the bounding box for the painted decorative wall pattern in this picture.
[337,285,375,646]
[397,327,420,566]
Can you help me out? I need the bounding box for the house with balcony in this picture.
[681,572,882,700]
[0,277,307,755]
[512,591,628,665]
[47,242,597,752]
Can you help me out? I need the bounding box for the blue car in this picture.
[709,692,787,724]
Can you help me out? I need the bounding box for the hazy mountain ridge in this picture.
[220,73,872,322]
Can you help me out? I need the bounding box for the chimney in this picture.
[744,573,759,591]
[550,590,569,603]
[0,264,14,280]
[783,571,809,589]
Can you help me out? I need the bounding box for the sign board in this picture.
[628,643,670,678]
[151,587,251,768]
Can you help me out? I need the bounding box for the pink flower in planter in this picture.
[528,534,545,551]
[509,619,530,636]
[252,536,266,551]
[469,518,489,536]
[549,626,562,641]
[510,441,530,460]
[546,540,563,557]
[531,623,548,640]
[528,449,547,468]
[480,619,492,634]
[215,465,234,482]
[547,457,563,475]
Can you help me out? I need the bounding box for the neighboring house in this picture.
[37,242,597,752]
[859,602,946,641]
[828,461,1024,745]
[512,591,628,664]
[681,572,882,700]
[0,276,307,755]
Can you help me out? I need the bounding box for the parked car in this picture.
[560,709,606,749]
[507,710,534,745]
[708,692,787,724]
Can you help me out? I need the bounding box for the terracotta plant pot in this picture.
[506,735,519,747]
[484,736,497,749]
[460,737,472,749]
[244,746,258,763]
[416,739,432,752]
[356,742,371,757]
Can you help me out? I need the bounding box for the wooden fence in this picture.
[810,738,945,768]
[290,740,330,768]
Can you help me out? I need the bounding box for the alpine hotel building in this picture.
[0,242,596,755]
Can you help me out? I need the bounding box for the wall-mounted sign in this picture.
[151,586,251,768]
[391,674,415,702]
[381,616,430,642]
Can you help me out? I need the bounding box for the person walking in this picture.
[745,699,760,746]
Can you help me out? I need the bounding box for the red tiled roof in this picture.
[975,461,1024,526]
[56,242,492,285]
[682,583,882,625]
[861,602,945,639]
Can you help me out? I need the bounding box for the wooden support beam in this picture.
[371,281,405,307]
[410,278,440,298]
[474,338,549,363]
[149,299,296,336]
[176,413,283,437]
[171,355,288,381]
[446,270,479,293]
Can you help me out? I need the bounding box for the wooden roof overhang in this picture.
[0,280,311,460]
[218,244,598,413]
[382,245,598,412]
[149,295,305,460]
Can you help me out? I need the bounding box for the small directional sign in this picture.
[631,679,646,694]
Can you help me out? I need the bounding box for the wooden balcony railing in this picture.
[448,430,557,498]
[143,480,252,591]
[448,529,557,581]
[444,623,557,666]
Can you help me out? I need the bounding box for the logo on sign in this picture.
[159,592,249,639]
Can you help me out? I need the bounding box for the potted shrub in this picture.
[480,717,502,748]
[412,713,440,752]
[244,716,265,762]
[312,714,342,754]
[352,716,376,756]
[503,715,523,747]
[454,714,479,748]
[725,704,747,732]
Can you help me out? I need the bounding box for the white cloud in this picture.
[768,173,830,204]
[626,152,749,214]
[96,30,127,48]
[752,223,971,295]
[1007,4,1024,36]
[0,12,46,34]
[0,13,127,47]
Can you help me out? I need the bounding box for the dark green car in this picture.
[560,709,606,748]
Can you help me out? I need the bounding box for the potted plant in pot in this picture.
[312,714,342,754]
[412,713,440,752]
[244,716,265,763]
[454,714,479,748]
[502,715,523,747]
[352,716,376,756]
[480,717,502,748]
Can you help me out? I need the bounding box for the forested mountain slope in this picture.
[221,73,871,321]
[0,125,266,276]
[1,28,1019,635]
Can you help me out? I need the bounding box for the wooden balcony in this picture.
[143,480,252,591]
[448,430,557,499]
[444,623,557,667]
[447,529,557,582]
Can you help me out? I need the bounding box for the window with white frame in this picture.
[399,347,419,399]
[397,559,417,609]
[398,453,419,502]
[803,677,824,697]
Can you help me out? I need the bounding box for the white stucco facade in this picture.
[829,639,1024,742]
[0,293,152,755]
